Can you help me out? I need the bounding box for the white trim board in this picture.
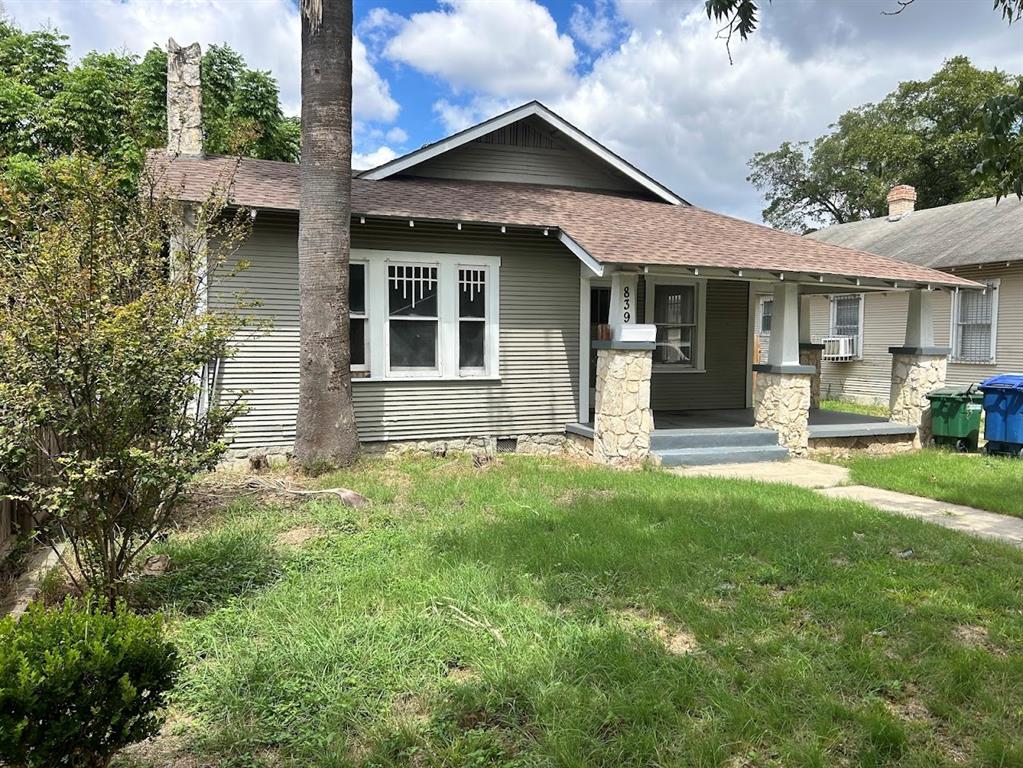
[357,101,687,206]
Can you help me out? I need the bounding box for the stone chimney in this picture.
[887,184,916,219]
[166,38,203,156]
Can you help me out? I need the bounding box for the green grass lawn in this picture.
[821,399,890,419]
[118,456,1023,768]
[847,449,1023,519]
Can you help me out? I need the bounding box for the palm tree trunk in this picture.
[294,0,360,468]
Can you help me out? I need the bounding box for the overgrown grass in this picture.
[847,448,1023,518]
[119,456,1023,767]
[821,399,890,419]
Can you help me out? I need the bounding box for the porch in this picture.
[567,408,917,466]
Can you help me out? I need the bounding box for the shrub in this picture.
[0,155,252,600]
[0,599,180,768]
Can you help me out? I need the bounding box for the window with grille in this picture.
[349,262,368,371]
[351,251,499,380]
[952,282,998,363]
[388,264,439,372]
[830,294,861,338]
[458,268,487,372]
[652,283,697,366]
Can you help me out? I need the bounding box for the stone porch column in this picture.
[753,283,814,455]
[592,341,654,465]
[799,343,824,409]
[798,294,823,409]
[888,290,949,447]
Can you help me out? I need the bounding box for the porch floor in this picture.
[567,408,917,440]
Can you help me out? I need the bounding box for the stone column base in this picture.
[593,345,654,466]
[889,347,949,447]
[753,365,812,456]
[799,343,824,410]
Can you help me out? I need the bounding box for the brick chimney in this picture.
[887,184,916,219]
[166,38,203,156]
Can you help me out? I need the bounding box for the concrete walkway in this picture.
[821,485,1023,548]
[673,459,1023,548]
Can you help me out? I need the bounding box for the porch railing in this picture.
[816,335,860,362]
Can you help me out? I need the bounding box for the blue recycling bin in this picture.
[979,375,1023,457]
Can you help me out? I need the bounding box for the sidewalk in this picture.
[673,459,1023,548]
[821,485,1023,548]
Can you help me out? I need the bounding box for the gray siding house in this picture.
[804,188,1023,405]
[153,42,976,465]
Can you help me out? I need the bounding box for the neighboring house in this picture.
[152,42,975,466]
[803,187,1023,405]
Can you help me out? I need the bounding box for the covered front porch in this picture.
[568,407,917,465]
[574,266,957,466]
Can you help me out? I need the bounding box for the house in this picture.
[804,186,1023,405]
[151,41,977,467]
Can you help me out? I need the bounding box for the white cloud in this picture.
[352,145,398,170]
[352,35,399,122]
[384,0,577,98]
[385,126,408,144]
[4,0,399,123]
[570,0,618,51]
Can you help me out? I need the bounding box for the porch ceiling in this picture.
[149,152,978,290]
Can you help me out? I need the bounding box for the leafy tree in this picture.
[706,0,1023,201]
[0,17,299,188]
[0,155,251,601]
[294,0,361,470]
[748,58,1015,231]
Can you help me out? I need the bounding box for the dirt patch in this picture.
[276,525,323,547]
[616,607,698,656]
[444,660,480,683]
[952,624,1005,656]
[392,691,432,726]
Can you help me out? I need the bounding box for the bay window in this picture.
[350,250,499,380]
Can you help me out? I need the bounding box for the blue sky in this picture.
[4,0,1021,221]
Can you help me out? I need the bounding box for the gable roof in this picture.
[807,196,1023,269]
[356,101,688,206]
[147,152,977,289]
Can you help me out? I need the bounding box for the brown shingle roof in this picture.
[146,152,976,288]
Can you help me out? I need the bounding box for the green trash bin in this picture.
[925,384,984,452]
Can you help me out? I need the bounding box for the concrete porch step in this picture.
[653,444,790,467]
[650,427,780,451]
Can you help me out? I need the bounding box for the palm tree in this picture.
[294,0,360,468]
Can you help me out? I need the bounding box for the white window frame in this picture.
[950,279,999,364]
[356,249,501,382]
[349,260,369,373]
[644,276,707,373]
[827,293,864,361]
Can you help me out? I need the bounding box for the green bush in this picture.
[0,599,180,768]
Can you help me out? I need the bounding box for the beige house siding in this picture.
[210,214,580,451]
[398,115,648,195]
[808,262,1023,404]
[637,278,750,411]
